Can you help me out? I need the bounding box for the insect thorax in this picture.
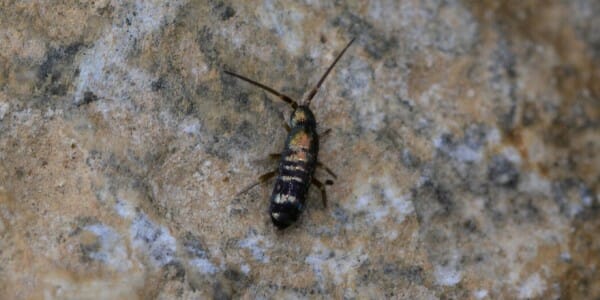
[290,106,316,128]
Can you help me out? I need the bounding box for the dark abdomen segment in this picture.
[269,127,318,229]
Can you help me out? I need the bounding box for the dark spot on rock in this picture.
[221,6,235,20]
[509,196,540,224]
[500,103,518,131]
[182,231,208,259]
[295,54,312,71]
[552,179,596,219]
[384,57,398,69]
[74,216,100,228]
[37,43,83,94]
[492,39,517,80]
[163,260,186,281]
[213,281,231,300]
[489,40,519,131]
[49,83,68,96]
[488,155,519,187]
[174,96,194,115]
[229,119,254,150]
[332,206,349,224]
[85,150,103,169]
[64,43,82,57]
[211,1,236,21]
[140,225,159,242]
[320,34,327,44]
[401,148,420,169]
[223,269,242,282]
[196,26,219,68]
[79,91,99,106]
[463,124,487,149]
[435,185,453,214]
[96,4,114,17]
[56,233,66,244]
[521,101,540,127]
[411,178,456,224]
[230,92,251,112]
[126,17,131,26]
[398,265,424,284]
[195,83,210,97]
[435,133,455,158]
[15,167,24,178]
[152,77,166,91]
[79,240,100,263]
[463,219,477,233]
[476,254,486,262]
[219,118,232,133]
[229,207,246,216]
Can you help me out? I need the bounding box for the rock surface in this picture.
[0,1,599,299]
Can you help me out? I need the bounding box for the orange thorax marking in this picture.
[289,131,311,151]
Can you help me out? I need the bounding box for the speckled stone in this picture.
[0,1,599,299]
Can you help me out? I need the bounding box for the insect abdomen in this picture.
[269,126,318,229]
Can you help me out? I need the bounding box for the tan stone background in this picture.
[0,0,598,299]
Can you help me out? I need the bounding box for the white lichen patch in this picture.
[434,264,462,286]
[517,273,546,299]
[74,1,185,105]
[130,213,176,267]
[501,146,523,165]
[473,289,488,299]
[521,172,552,195]
[351,175,414,224]
[178,117,202,136]
[339,58,381,130]
[258,0,304,55]
[238,232,272,263]
[305,241,367,285]
[114,198,136,219]
[432,128,493,163]
[0,101,9,121]
[418,83,445,107]
[433,251,462,286]
[83,224,132,272]
[190,258,219,275]
[240,264,251,275]
[384,185,414,222]
[41,270,145,300]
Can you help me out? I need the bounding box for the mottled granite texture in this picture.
[0,0,599,299]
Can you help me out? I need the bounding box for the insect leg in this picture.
[311,178,330,208]
[268,153,281,160]
[316,161,337,179]
[236,170,278,197]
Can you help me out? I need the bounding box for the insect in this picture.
[225,38,354,229]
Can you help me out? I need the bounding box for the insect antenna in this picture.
[304,38,355,106]
[224,70,298,109]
